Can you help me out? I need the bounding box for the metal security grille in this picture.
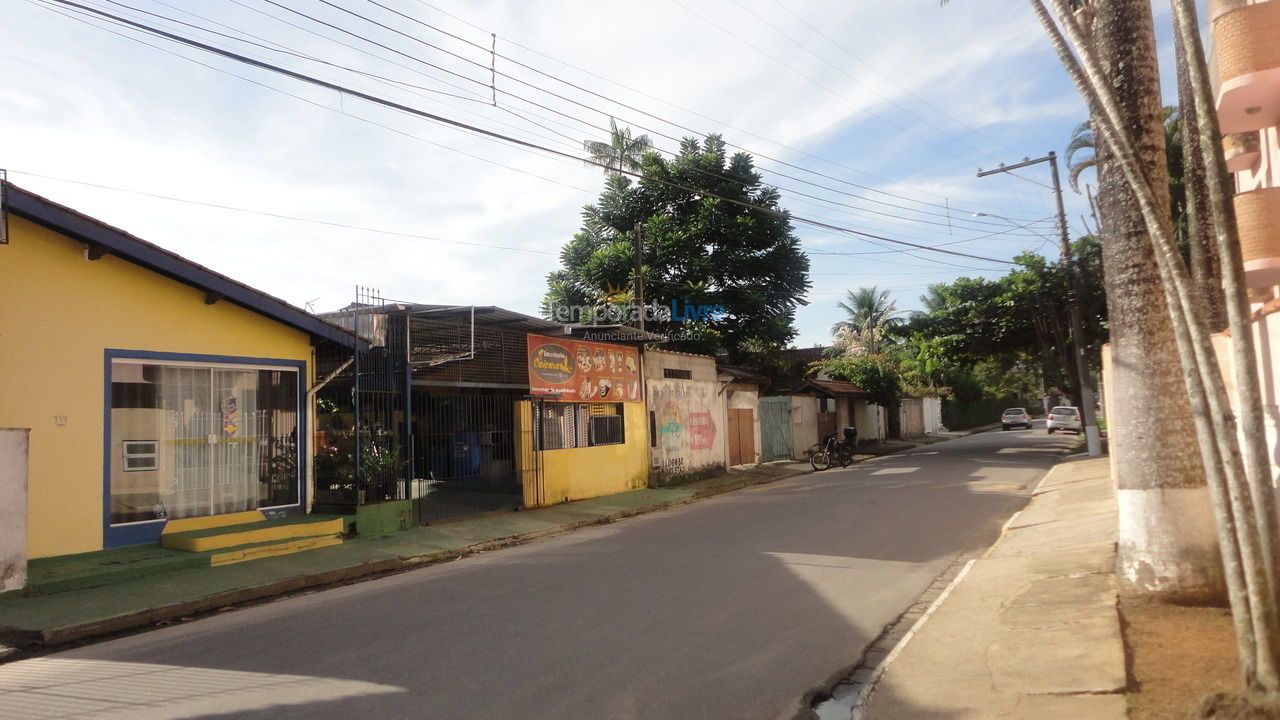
[313,288,411,508]
[535,402,624,450]
[409,311,532,387]
[412,391,524,523]
[314,295,573,524]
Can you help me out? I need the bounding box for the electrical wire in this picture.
[6,169,558,255]
[35,0,1019,268]
[406,0,1048,221]
[259,0,1052,237]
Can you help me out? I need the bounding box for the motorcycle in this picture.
[810,427,858,471]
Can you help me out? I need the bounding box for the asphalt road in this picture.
[28,424,1074,720]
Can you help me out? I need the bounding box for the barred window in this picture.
[587,403,625,446]
[538,402,577,450]
[537,402,625,450]
[662,368,692,380]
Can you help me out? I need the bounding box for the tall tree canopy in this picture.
[895,236,1107,402]
[543,135,811,364]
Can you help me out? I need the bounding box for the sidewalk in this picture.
[0,463,807,654]
[860,456,1126,719]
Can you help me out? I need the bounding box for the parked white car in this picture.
[1000,407,1032,430]
[1047,406,1082,434]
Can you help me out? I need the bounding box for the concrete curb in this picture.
[848,560,977,720]
[844,455,1120,718]
[2,466,814,653]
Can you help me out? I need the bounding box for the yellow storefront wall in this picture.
[0,217,313,559]
[515,400,648,507]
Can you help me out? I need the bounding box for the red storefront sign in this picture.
[527,334,641,402]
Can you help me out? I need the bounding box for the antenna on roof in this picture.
[0,168,8,245]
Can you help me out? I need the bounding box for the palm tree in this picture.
[1030,0,1280,691]
[583,119,652,176]
[831,286,904,356]
[1066,107,1181,197]
[1065,119,1096,193]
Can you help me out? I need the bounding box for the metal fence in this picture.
[313,290,555,525]
[313,288,411,508]
[411,391,528,523]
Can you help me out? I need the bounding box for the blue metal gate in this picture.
[759,396,793,462]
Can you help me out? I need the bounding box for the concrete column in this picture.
[0,428,30,592]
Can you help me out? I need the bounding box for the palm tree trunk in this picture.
[1170,0,1280,688]
[1170,0,1280,600]
[1035,0,1280,690]
[1070,0,1223,604]
[1173,24,1228,333]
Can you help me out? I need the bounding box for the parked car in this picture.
[1001,407,1032,430]
[1047,406,1082,434]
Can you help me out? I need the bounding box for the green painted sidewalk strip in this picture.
[0,464,808,647]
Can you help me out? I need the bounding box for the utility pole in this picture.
[632,221,645,333]
[978,153,1101,457]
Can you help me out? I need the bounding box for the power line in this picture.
[90,0,1055,242]
[764,0,1002,148]
[393,0,1049,224]
[406,0,1046,221]
[666,0,984,166]
[259,0,1050,237]
[40,0,964,269]
[7,169,559,255]
[228,0,490,102]
[38,0,1016,266]
[30,0,604,197]
[724,0,991,157]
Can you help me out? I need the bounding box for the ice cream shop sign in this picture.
[527,334,641,402]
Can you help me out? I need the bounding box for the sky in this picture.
[0,0,1191,348]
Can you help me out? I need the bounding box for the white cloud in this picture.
[1,0,1091,345]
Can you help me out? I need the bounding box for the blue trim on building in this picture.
[102,349,308,549]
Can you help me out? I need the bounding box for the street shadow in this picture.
[43,430,1074,720]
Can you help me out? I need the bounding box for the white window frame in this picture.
[122,439,159,472]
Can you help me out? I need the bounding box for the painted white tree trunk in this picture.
[1092,0,1225,602]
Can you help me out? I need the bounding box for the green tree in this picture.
[822,354,903,412]
[583,118,652,176]
[830,286,905,356]
[897,238,1107,406]
[544,135,811,363]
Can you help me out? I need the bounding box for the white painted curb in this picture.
[849,558,976,720]
[847,458,1066,718]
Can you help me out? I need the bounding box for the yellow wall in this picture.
[516,400,648,507]
[0,217,313,558]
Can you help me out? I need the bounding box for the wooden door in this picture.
[728,408,755,466]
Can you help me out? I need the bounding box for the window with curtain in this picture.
[109,360,299,525]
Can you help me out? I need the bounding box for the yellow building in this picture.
[0,183,352,558]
